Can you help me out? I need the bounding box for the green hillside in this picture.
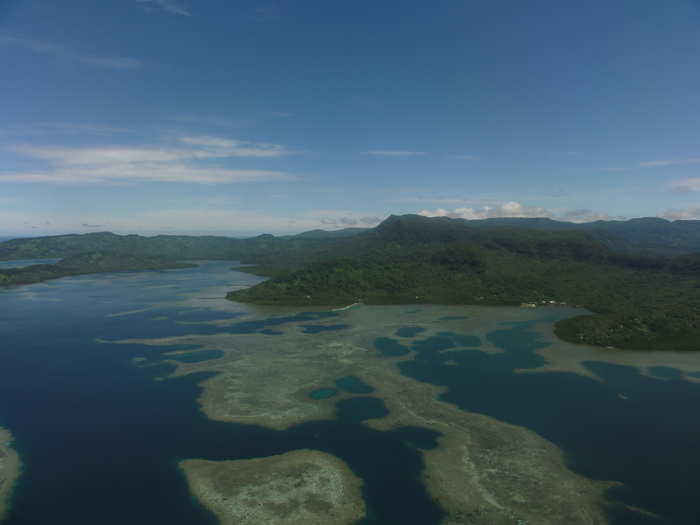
[0,251,195,286]
[3,216,700,351]
[229,215,700,351]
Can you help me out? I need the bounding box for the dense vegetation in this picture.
[3,214,700,351]
[229,215,700,351]
[0,251,194,286]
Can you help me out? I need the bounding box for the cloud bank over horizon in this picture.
[2,1,699,236]
[2,136,294,185]
[418,202,619,223]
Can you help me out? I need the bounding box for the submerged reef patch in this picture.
[179,450,365,525]
[110,304,620,524]
[166,350,224,363]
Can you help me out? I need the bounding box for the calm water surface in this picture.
[0,261,699,524]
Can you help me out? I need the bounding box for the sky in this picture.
[1,0,700,237]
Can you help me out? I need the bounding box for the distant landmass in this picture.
[2,215,700,351]
[0,251,194,286]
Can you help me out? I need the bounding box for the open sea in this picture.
[1,261,699,524]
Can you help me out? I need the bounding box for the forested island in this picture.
[228,215,700,352]
[2,214,700,351]
[0,251,194,286]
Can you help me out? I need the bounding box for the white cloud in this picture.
[137,0,190,16]
[366,150,427,157]
[0,167,288,185]
[661,207,700,220]
[304,210,384,228]
[419,201,552,220]
[3,136,294,185]
[559,209,616,223]
[640,158,700,168]
[178,136,289,157]
[0,34,142,70]
[419,203,625,223]
[670,178,700,193]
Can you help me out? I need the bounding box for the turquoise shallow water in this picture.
[336,375,374,394]
[1,261,700,524]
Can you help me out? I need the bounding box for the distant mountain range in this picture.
[2,215,700,352]
[2,215,699,257]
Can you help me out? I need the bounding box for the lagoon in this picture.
[0,262,699,523]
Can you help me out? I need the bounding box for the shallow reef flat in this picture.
[523,321,700,384]
[111,304,621,524]
[0,428,20,522]
[180,450,365,525]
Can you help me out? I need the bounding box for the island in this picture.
[228,215,700,352]
[0,251,195,287]
[0,428,20,522]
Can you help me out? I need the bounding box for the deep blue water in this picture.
[2,262,700,524]
[395,320,700,524]
[0,262,443,525]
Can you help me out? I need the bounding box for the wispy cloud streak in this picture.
[640,158,700,167]
[670,178,700,193]
[2,136,294,185]
[137,0,190,16]
[0,34,142,70]
[419,203,615,223]
[419,202,551,220]
[366,150,427,157]
[661,207,700,220]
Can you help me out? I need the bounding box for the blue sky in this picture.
[1,0,699,236]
